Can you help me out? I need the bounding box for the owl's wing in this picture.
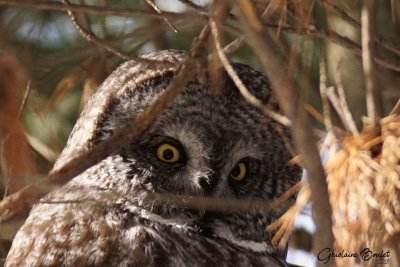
[4,184,127,267]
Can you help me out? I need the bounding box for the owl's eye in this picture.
[229,162,247,181]
[156,143,181,163]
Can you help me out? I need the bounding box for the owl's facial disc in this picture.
[127,128,266,200]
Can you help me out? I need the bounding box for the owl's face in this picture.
[82,60,300,244]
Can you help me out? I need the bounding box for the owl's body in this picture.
[6,50,301,266]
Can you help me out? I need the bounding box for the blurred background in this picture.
[0,1,399,266]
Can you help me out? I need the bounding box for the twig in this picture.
[391,0,398,24]
[63,0,179,66]
[144,187,283,213]
[334,61,359,135]
[177,0,207,13]
[361,0,382,127]
[326,87,349,130]
[38,182,292,215]
[64,0,133,61]
[234,0,333,263]
[25,133,58,163]
[265,22,400,73]
[210,19,291,126]
[319,58,334,134]
[208,0,229,95]
[223,37,244,55]
[390,99,400,115]
[321,0,360,27]
[0,0,199,20]
[374,36,400,58]
[18,81,31,118]
[145,0,178,33]
[322,0,400,58]
[304,104,324,124]
[76,0,91,30]
[274,125,300,167]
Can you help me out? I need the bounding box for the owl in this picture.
[5,50,301,266]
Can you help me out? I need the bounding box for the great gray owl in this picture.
[5,50,301,266]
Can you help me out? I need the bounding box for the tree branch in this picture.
[234,1,333,264]
[361,0,382,127]
[0,0,201,20]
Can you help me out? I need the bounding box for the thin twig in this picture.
[63,0,178,66]
[210,19,291,126]
[64,0,133,61]
[319,58,334,133]
[334,61,359,135]
[304,104,324,124]
[274,125,300,167]
[391,0,398,24]
[223,37,244,55]
[145,0,178,33]
[208,0,229,95]
[361,0,382,127]
[374,36,400,58]
[325,87,347,128]
[0,0,199,20]
[390,99,400,115]
[39,186,281,214]
[321,0,360,27]
[18,81,31,118]
[322,0,400,58]
[177,0,207,13]
[234,0,333,263]
[265,22,400,73]
[76,0,91,29]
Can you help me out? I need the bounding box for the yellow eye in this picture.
[156,143,180,163]
[229,162,247,181]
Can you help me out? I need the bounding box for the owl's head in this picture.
[55,50,301,249]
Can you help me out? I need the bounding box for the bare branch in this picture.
[145,0,178,33]
[64,0,133,61]
[319,59,335,137]
[18,80,31,118]
[208,0,229,95]
[325,87,349,129]
[265,22,400,73]
[334,62,359,135]
[0,0,200,20]
[234,0,333,261]
[62,0,182,67]
[223,37,244,55]
[321,0,360,27]
[391,99,400,115]
[362,0,382,127]
[210,19,291,126]
[321,0,400,59]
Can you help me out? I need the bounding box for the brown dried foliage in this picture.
[271,113,400,265]
[0,55,34,195]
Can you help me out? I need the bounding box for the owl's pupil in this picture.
[230,165,240,177]
[163,149,174,160]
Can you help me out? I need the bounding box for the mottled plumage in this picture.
[6,50,301,266]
